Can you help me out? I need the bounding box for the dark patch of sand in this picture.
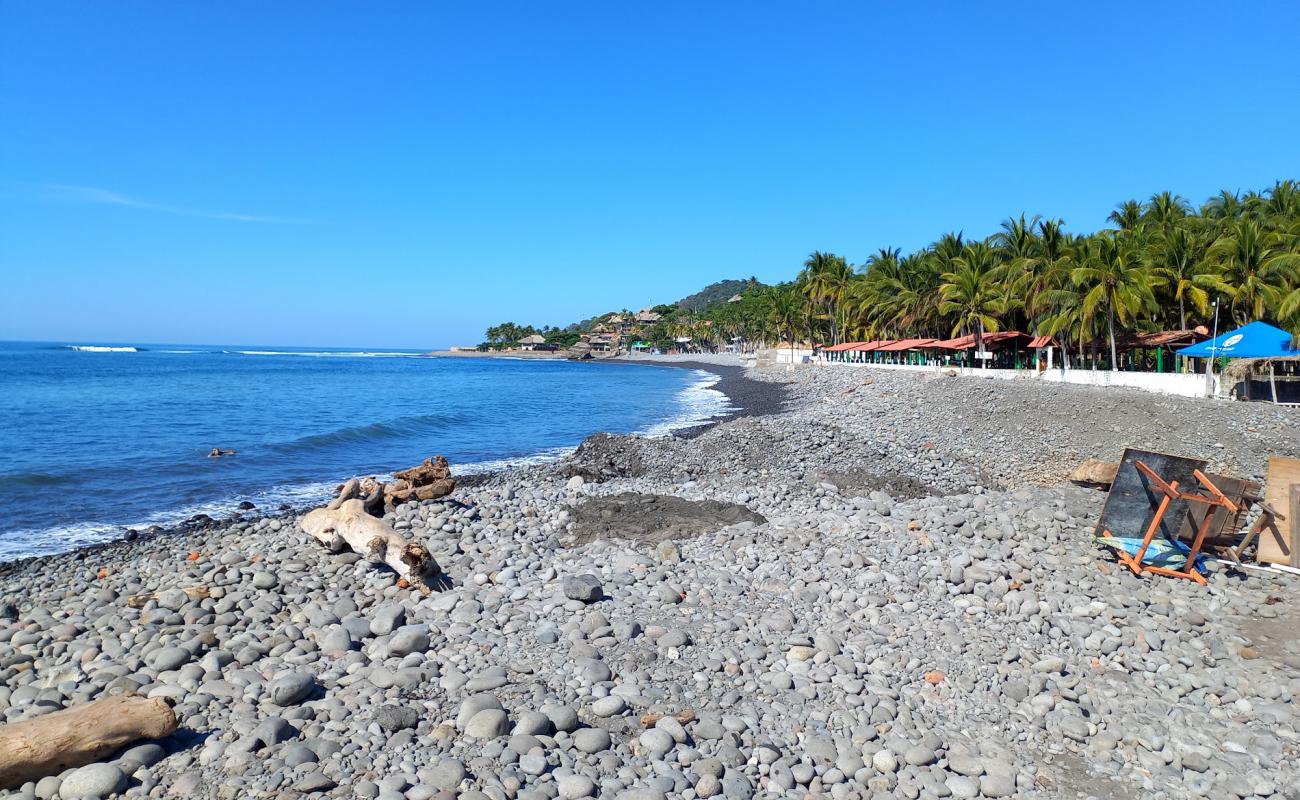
[571,492,766,546]
[816,468,937,499]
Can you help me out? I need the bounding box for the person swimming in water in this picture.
[207,448,237,458]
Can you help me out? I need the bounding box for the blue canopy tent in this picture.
[1176,321,1300,359]
[1177,321,1300,403]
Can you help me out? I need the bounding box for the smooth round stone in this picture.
[514,710,554,736]
[457,694,503,729]
[573,727,611,754]
[388,626,430,657]
[904,745,937,766]
[283,744,318,767]
[424,758,467,791]
[150,646,192,672]
[591,695,627,717]
[946,775,979,799]
[251,571,279,589]
[557,774,596,799]
[464,709,510,738]
[518,752,548,775]
[544,705,579,733]
[60,763,126,799]
[658,629,690,648]
[871,749,898,773]
[268,672,316,706]
[639,728,674,756]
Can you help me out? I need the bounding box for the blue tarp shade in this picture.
[1176,321,1300,359]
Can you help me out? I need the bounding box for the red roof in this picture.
[852,340,891,351]
[932,334,975,350]
[1028,335,1055,349]
[1118,330,1207,349]
[932,331,1033,350]
[875,338,938,352]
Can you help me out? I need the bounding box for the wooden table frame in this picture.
[1101,460,1238,585]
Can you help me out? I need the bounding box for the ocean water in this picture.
[0,342,731,561]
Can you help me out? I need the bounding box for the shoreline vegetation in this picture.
[470,181,1300,369]
[3,359,1299,799]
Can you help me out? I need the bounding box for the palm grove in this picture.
[490,181,1300,366]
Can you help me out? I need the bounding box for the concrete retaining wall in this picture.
[815,360,1219,398]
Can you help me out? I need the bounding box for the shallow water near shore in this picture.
[0,341,731,560]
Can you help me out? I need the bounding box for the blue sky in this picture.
[2,2,1298,348]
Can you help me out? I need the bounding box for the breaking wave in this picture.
[639,370,734,437]
[65,345,139,352]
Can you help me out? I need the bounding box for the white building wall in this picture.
[814,359,1219,398]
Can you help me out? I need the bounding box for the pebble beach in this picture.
[3,359,1300,800]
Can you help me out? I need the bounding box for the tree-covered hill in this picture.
[675,278,767,313]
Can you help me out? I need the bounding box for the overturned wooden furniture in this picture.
[0,694,177,789]
[301,498,439,586]
[1096,449,1236,586]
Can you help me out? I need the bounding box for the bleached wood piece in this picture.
[300,499,439,583]
[0,694,177,789]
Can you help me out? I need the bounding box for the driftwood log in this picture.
[301,499,439,584]
[387,456,455,505]
[0,694,177,789]
[328,456,455,518]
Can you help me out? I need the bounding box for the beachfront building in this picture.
[634,308,662,324]
[519,334,548,351]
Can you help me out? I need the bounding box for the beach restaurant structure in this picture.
[820,328,1216,373]
[820,332,1049,369]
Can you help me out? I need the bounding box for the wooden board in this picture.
[1176,474,1258,547]
[1095,448,1208,542]
[1257,456,1300,566]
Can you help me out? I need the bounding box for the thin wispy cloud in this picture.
[40,183,312,224]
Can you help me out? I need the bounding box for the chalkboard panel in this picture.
[1095,448,1208,542]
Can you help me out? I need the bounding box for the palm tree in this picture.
[766,286,803,355]
[1202,189,1244,223]
[1154,225,1213,330]
[1146,191,1190,231]
[939,241,1005,359]
[1071,234,1158,370]
[800,251,854,344]
[1204,219,1300,324]
[1108,200,1144,232]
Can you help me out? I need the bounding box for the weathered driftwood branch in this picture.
[329,456,455,518]
[0,694,177,789]
[301,499,439,584]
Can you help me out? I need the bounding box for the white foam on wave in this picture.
[639,369,735,437]
[456,446,578,475]
[65,345,139,352]
[0,479,345,563]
